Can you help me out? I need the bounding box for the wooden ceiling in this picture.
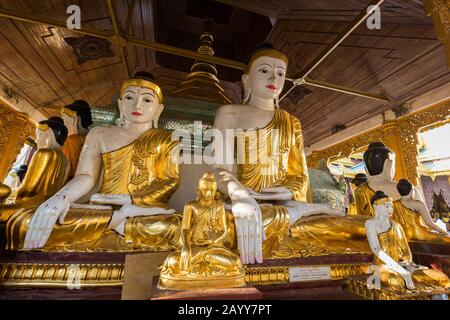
[0,0,448,146]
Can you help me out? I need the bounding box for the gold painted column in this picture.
[380,121,414,184]
[0,103,35,182]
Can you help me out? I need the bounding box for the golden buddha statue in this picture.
[212,43,370,264]
[6,72,181,252]
[60,100,92,180]
[365,191,450,292]
[354,142,449,243]
[0,119,69,222]
[0,183,12,204]
[348,173,368,216]
[158,172,245,290]
[3,165,29,204]
[394,179,449,244]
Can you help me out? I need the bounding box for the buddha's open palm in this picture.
[23,194,70,249]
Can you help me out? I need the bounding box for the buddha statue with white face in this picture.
[365,191,450,292]
[6,72,182,252]
[212,43,370,264]
[0,118,69,222]
[60,100,92,180]
[354,142,448,243]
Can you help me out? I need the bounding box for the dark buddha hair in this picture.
[132,71,156,81]
[39,119,68,146]
[47,116,64,125]
[246,42,276,64]
[370,190,390,207]
[363,142,391,176]
[397,179,413,196]
[14,164,28,183]
[65,99,93,129]
[352,173,368,187]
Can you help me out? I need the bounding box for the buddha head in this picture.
[13,165,28,184]
[36,118,68,150]
[371,190,394,220]
[242,43,288,107]
[197,172,217,203]
[397,178,424,202]
[397,179,413,197]
[363,142,395,180]
[118,71,164,128]
[61,100,92,136]
[351,173,368,191]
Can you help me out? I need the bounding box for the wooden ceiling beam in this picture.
[124,0,137,35]
[107,0,130,77]
[0,6,246,70]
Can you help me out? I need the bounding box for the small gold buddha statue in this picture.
[365,191,450,292]
[158,172,245,290]
[0,119,69,222]
[3,165,29,204]
[6,72,181,252]
[348,173,368,216]
[0,183,12,204]
[60,100,92,180]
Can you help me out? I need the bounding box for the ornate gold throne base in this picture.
[0,251,373,299]
[345,275,450,300]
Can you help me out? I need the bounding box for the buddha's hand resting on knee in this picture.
[247,187,293,201]
[216,170,264,265]
[284,201,346,225]
[108,204,175,235]
[23,194,71,249]
[399,269,415,290]
[231,194,264,265]
[180,244,191,272]
[90,193,132,206]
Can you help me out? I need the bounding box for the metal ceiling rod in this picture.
[280,0,386,102]
[304,78,389,102]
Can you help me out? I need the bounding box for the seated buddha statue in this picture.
[6,72,181,252]
[60,100,92,180]
[3,165,29,204]
[212,43,370,264]
[0,183,12,204]
[348,173,368,216]
[365,191,450,292]
[394,179,449,243]
[158,172,245,290]
[354,142,401,217]
[354,142,448,243]
[0,119,69,222]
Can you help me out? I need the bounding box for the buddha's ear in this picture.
[75,115,81,129]
[117,96,124,116]
[153,103,164,128]
[242,74,249,88]
[241,74,251,103]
